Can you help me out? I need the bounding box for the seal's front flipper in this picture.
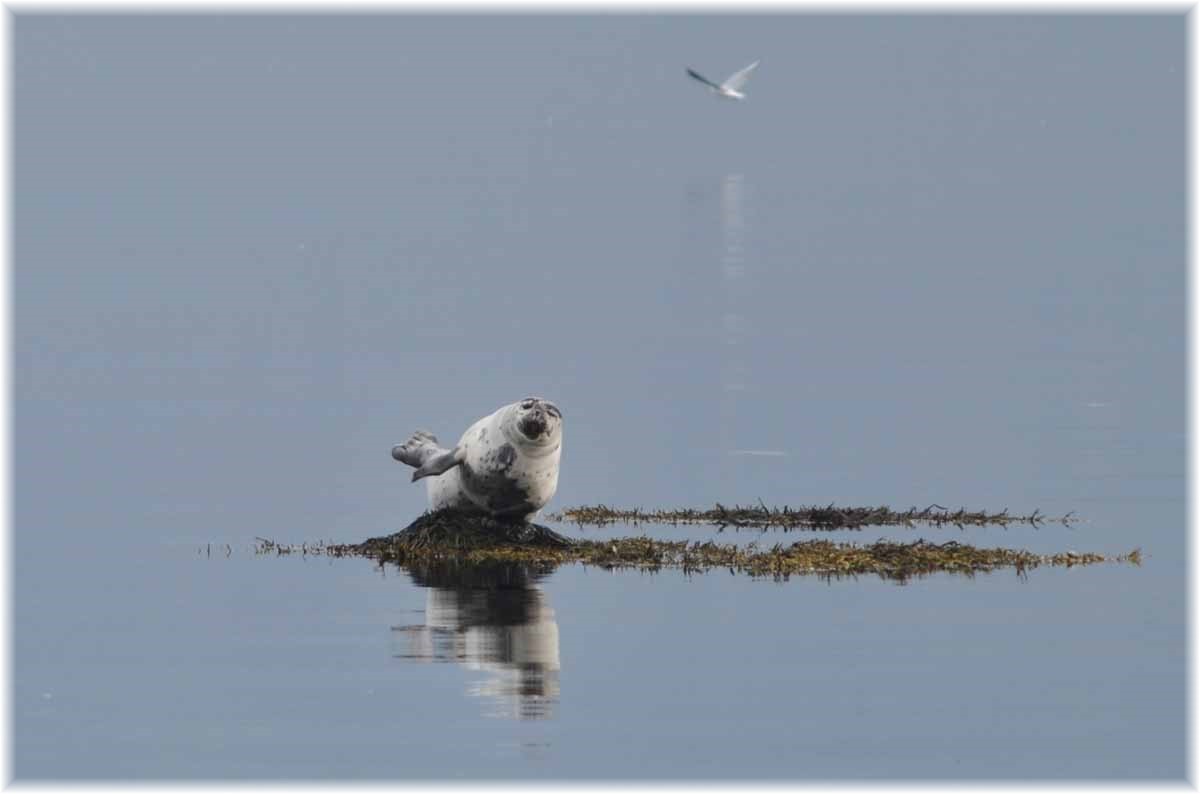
[411,446,464,482]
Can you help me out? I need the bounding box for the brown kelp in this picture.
[547,503,1077,531]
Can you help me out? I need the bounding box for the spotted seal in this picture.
[392,397,563,520]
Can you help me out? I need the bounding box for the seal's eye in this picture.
[520,399,536,410]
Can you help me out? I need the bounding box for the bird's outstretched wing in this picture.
[686,68,722,90]
[720,60,759,92]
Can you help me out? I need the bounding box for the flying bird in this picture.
[686,60,760,100]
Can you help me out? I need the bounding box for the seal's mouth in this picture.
[516,397,561,440]
[518,414,549,439]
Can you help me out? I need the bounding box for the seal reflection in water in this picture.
[392,397,563,521]
[391,561,560,720]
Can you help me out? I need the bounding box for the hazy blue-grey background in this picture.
[13,14,1185,779]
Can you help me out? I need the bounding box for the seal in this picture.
[391,397,563,521]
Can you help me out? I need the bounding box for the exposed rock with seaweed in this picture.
[255,507,1138,583]
[351,508,574,557]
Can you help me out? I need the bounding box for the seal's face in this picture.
[512,396,563,446]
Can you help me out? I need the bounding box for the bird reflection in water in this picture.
[391,560,560,720]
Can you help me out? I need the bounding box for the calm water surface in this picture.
[14,14,1184,779]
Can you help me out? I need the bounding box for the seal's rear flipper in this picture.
[393,431,465,481]
[392,430,444,468]
[411,446,464,482]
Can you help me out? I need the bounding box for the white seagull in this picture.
[686,60,760,100]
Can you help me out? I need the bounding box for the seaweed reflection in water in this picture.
[390,559,560,720]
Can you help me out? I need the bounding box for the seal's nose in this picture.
[391,444,406,462]
[518,411,549,439]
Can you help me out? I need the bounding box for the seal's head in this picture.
[510,396,563,447]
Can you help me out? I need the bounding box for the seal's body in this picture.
[392,397,563,520]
